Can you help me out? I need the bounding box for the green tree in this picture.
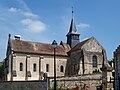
[0,64,4,78]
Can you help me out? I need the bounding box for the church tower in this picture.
[66,12,80,48]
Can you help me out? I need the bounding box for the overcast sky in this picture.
[0,0,120,61]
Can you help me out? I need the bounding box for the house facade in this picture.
[4,17,108,81]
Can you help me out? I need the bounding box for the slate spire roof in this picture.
[67,7,79,36]
[67,17,78,35]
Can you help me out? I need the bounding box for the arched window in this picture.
[33,63,37,72]
[92,55,97,67]
[60,65,64,72]
[46,64,49,72]
[20,63,23,71]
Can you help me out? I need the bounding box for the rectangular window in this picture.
[60,65,64,72]
[33,63,37,72]
[93,55,97,67]
[46,64,49,72]
[20,63,23,71]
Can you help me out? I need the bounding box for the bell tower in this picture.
[66,8,80,48]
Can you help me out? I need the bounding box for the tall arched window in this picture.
[46,64,49,72]
[92,55,97,67]
[20,63,23,71]
[33,63,37,72]
[60,65,64,72]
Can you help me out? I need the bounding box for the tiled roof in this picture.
[60,41,71,52]
[69,37,92,52]
[10,39,69,56]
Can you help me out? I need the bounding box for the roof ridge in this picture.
[68,37,93,53]
[80,36,94,42]
[11,39,51,45]
[75,37,93,46]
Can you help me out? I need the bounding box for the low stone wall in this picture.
[50,74,114,90]
[0,80,49,90]
[50,74,102,90]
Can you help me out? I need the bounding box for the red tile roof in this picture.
[11,39,69,56]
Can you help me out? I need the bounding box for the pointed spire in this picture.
[66,7,80,48]
[67,7,77,35]
[69,17,77,33]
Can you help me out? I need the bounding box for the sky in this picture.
[0,0,120,61]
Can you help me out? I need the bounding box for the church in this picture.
[4,16,108,81]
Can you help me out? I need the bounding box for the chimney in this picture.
[14,35,21,40]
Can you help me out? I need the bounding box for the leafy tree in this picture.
[0,64,4,78]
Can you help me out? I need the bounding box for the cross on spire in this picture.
[72,6,74,17]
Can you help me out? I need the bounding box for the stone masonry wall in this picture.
[50,74,114,90]
[0,80,49,90]
[50,74,102,90]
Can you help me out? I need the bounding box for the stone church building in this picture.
[4,17,108,81]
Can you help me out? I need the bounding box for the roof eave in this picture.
[12,50,68,57]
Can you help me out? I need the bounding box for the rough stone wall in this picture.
[66,38,104,76]
[83,50,103,74]
[0,80,49,90]
[82,38,103,74]
[66,50,83,75]
[66,50,103,76]
[50,74,114,90]
[117,54,120,77]
[50,74,102,90]
[82,38,102,53]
